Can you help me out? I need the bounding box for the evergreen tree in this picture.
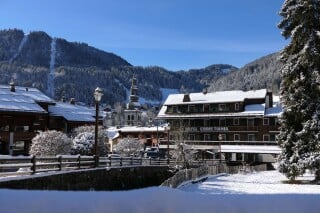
[277,0,320,181]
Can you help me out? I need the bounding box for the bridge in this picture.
[0,155,177,190]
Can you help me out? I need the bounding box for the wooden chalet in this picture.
[0,83,101,155]
[157,89,282,163]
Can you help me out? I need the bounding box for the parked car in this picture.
[144,151,160,159]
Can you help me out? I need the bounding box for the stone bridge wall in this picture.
[0,166,172,191]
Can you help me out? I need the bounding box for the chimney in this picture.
[183,93,190,102]
[203,88,208,95]
[70,98,75,105]
[10,82,15,92]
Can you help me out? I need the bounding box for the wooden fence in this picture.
[161,163,268,188]
[0,155,174,178]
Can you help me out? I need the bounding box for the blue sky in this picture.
[0,0,286,71]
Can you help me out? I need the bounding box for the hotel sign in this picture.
[185,127,229,132]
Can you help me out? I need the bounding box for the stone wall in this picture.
[0,166,172,191]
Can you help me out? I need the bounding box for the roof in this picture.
[221,145,281,154]
[164,89,267,105]
[0,84,55,104]
[48,102,96,122]
[0,84,53,113]
[117,126,166,133]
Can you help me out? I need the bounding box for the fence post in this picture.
[31,155,36,174]
[78,155,81,169]
[108,156,112,167]
[130,156,133,165]
[94,155,99,167]
[140,157,143,165]
[120,157,122,167]
[58,155,62,171]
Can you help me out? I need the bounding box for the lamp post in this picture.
[94,87,103,156]
[165,123,170,164]
[218,134,223,163]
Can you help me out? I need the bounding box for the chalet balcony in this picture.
[0,131,36,142]
[162,140,278,146]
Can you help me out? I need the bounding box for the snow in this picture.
[0,170,320,213]
[0,84,55,103]
[47,38,56,97]
[242,104,265,115]
[221,145,281,154]
[0,86,50,113]
[164,89,267,105]
[9,33,28,63]
[48,102,97,122]
[179,170,320,194]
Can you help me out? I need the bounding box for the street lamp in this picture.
[164,123,171,164]
[218,134,223,163]
[94,87,103,156]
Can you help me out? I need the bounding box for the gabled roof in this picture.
[164,89,267,105]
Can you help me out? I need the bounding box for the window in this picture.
[188,134,195,141]
[235,103,239,111]
[204,119,209,126]
[189,105,195,113]
[15,126,29,132]
[0,125,10,131]
[172,106,177,113]
[248,134,256,141]
[247,118,254,126]
[263,118,269,126]
[218,104,226,111]
[234,134,240,141]
[233,118,239,125]
[263,134,270,141]
[219,119,226,126]
[204,134,211,141]
[218,134,226,141]
[204,104,210,113]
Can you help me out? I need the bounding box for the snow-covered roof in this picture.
[117,126,166,133]
[265,106,282,117]
[0,84,55,103]
[164,89,267,105]
[0,85,51,113]
[221,145,281,154]
[157,104,266,118]
[48,102,96,122]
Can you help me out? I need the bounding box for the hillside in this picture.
[208,53,282,94]
[0,29,236,106]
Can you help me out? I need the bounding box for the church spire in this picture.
[127,75,140,110]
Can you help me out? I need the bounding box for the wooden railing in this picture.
[161,163,268,188]
[0,155,176,178]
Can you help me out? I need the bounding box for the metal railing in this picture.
[0,155,174,178]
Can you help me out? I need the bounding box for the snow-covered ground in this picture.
[0,170,319,213]
[179,170,320,194]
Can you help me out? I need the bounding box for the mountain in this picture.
[208,53,282,94]
[0,29,236,106]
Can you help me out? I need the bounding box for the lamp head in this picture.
[94,87,103,102]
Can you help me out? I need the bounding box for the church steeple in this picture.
[127,75,140,110]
